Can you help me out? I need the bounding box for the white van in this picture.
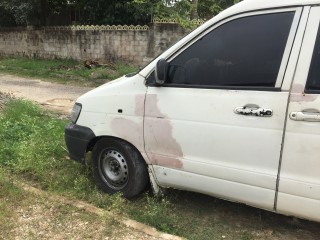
[65,0,320,222]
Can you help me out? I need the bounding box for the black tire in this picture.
[92,138,149,199]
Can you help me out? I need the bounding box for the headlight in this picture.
[71,103,82,123]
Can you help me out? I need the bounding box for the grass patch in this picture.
[129,195,179,234]
[0,168,118,239]
[0,100,100,198]
[0,99,319,240]
[0,168,25,235]
[0,57,138,87]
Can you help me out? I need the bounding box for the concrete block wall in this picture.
[0,23,187,65]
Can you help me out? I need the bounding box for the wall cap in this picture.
[42,25,149,31]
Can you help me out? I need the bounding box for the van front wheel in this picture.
[92,138,148,199]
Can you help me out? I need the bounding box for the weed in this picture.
[109,192,127,214]
[0,100,68,186]
[0,167,24,235]
[0,98,116,206]
[130,194,179,234]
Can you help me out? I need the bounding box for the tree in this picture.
[0,0,69,26]
[198,0,240,19]
[0,7,16,27]
[0,0,37,25]
[128,0,240,28]
[0,0,240,27]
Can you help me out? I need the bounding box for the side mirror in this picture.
[155,59,168,85]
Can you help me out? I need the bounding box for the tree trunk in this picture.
[190,0,198,20]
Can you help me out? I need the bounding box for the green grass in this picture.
[0,167,25,235]
[0,99,319,240]
[0,168,118,239]
[0,57,138,87]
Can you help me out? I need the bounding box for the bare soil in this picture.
[4,184,165,240]
[0,74,92,114]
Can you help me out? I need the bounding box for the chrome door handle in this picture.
[290,112,320,122]
[234,106,273,117]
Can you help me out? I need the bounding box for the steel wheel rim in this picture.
[99,149,129,190]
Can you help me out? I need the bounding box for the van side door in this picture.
[145,8,302,210]
[277,6,320,222]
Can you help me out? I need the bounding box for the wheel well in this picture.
[86,136,148,166]
[87,136,104,152]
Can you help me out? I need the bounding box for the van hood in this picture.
[75,73,147,114]
[77,74,139,102]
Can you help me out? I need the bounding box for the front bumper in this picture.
[65,123,95,163]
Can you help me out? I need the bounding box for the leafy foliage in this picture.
[0,0,69,26]
[199,0,240,19]
[0,7,16,27]
[0,0,240,26]
[0,0,37,25]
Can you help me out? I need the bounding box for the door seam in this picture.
[273,6,311,211]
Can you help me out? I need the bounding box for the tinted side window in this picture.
[167,12,294,88]
[306,23,320,92]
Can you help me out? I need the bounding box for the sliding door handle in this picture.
[290,112,320,122]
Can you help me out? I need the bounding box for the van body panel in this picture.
[281,7,311,91]
[76,75,147,155]
[277,6,320,222]
[144,7,302,211]
[153,166,275,210]
[277,193,320,222]
[145,86,289,210]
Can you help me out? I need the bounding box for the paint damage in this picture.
[134,94,145,116]
[290,84,318,102]
[148,153,183,168]
[110,117,143,151]
[144,94,184,169]
[110,94,146,159]
[109,93,183,169]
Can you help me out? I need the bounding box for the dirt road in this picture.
[0,74,92,114]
